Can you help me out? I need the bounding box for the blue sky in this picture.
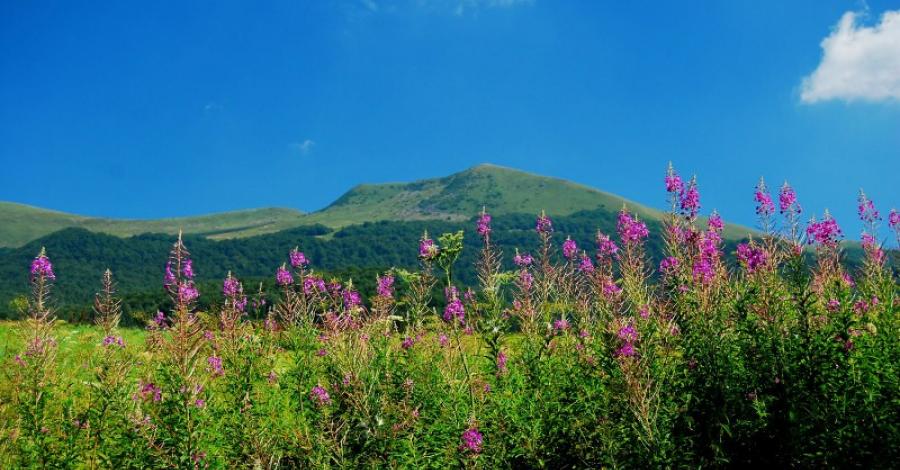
[1,0,898,235]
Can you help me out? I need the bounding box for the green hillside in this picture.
[0,164,755,248]
[0,203,306,248]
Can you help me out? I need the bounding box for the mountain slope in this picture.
[0,202,306,248]
[0,164,755,248]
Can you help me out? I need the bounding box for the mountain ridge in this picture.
[0,164,754,248]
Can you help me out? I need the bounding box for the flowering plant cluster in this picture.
[1,164,898,468]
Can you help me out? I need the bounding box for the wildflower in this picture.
[276,265,293,286]
[617,342,636,357]
[513,251,534,267]
[779,182,799,214]
[316,348,328,357]
[577,253,595,273]
[138,382,162,402]
[443,298,465,324]
[460,427,484,454]
[754,178,775,217]
[497,350,508,374]
[178,282,199,303]
[806,214,843,246]
[182,259,194,279]
[857,190,881,224]
[827,299,841,312]
[659,256,680,276]
[303,276,326,294]
[476,210,492,238]
[222,275,241,297]
[692,258,715,285]
[553,318,570,332]
[163,262,175,287]
[618,323,638,342]
[707,211,724,233]
[602,280,622,298]
[617,209,649,243]
[102,335,125,348]
[890,209,899,230]
[596,232,619,260]
[519,270,534,290]
[535,211,553,234]
[418,233,439,260]
[562,237,578,260]
[376,274,394,298]
[665,164,683,194]
[289,248,308,268]
[401,336,415,350]
[31,250,56,281]
[310,385,331,406]
[343,289,362,309]
[268,371,278,384]
[438,333,449,347]
[736,243,768,273]
[680,177,701,218]
[208,356,224,377]
[194,399,205,408]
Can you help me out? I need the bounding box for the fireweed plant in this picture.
[1,165,898,468]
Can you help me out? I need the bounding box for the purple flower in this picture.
[438,333,449,347]
[692,258,715,285]
[595,232,620,260]
[343,289,362,309]
[562,238,578,260]
[376,274,394,298]
[617,342,636,357]
[418,235,439,260]
[679,177,701,218]
[736,243,768,273]
[310,385,331,406]
[401,336,415,350]
[553,318,570,332]
[182,259,194,279]
[602,280,622,298]
[476,211,492,238]
[889,209,899,230]
[289,248,309,268]
[707,211,724,233]
[178,282,199,303]
[497,350,508,374]
[30,251,56,281]
[303,276,326,294]
[827,299,841,312]
[223,275,241,297]
[276,265,294,286]
[163,262,176,287]
[665,164,683,194]
[618,323,638,342]
[519,270,534,290]
[659,256,680,276]
[194,398,205,408]
[617,209,649,244]
[578,254,595,273]
[208,356,224,377]
[138,382,162,402]
[806,215,843,246]
[102,335,125,348]
[460,427,484,454]
[513,251,533,267]
[535,211,553,234]
[857,190,880,224]
[443,298,465,324]
[779,182,800,214]
[754,178,775,217]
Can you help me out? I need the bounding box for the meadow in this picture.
[1,167,898,468]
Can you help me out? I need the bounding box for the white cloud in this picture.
[801,9,900,103]
[290,140,316,155]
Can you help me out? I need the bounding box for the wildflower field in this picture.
[2,166,898,469]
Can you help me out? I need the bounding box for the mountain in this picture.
[0,203,306,248]
[0,164,752,248]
